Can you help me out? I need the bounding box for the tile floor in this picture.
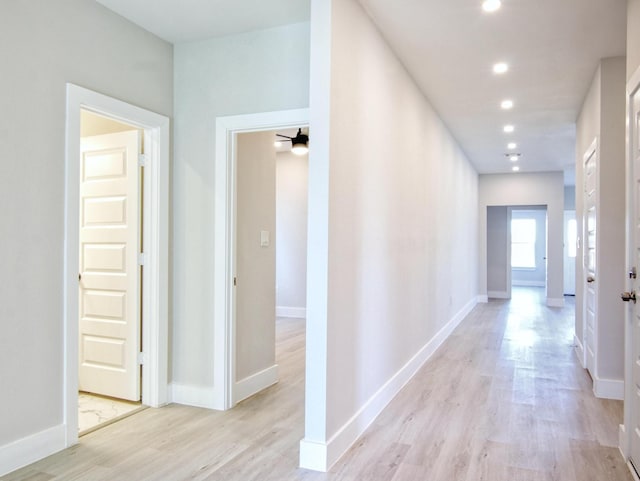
[78,392,143,434]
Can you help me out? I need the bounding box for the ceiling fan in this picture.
[276,128,309,155]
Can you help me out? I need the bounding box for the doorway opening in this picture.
[213,109,309,410]
[486,205,548,303]
[77,110,146,434]
[65,84,170,447]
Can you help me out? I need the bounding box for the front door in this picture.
[79,130,141,401]
[583,142,597,378]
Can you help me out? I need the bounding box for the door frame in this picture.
[622,65,640,464]
[213,108,309,410]
[64,84,170,446]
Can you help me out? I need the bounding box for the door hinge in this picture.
[137,352,146,365]
[138,253,145,266]
[234,277,237,286]
[138,154,147,167]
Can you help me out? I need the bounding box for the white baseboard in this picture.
[547,297,565,307]
[0,424,66,477]
[488,290,509,299]
[593,376,624,400]
[512,280,545,287]
[299,296,478,472]
[169,382,219,409]
[477,295,488,303]
[620,424,628,459]
[276,306,306,318]
[234,364,279,404]
[574,334,586,368]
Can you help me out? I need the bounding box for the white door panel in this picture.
[584,145,597,378]
[79,130,141,401]
[630,87,640,469]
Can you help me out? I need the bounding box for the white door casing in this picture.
[65,84,169,447]
[583,140,598,379]
[79,131,141,401]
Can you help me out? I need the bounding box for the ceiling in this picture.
[96,0,627,180]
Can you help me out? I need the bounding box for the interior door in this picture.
[584,144,597,378]
[629,85,640,471]
[79,130,141,401]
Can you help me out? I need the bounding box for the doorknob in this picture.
[587,276,595,283]
[621,291,637,303]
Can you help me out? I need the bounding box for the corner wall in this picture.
[0,0,173,475]
[171,22,310,401]
[302,0,479,470]
[478,173,565,306]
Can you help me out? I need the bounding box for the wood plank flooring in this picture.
[3,288,633,480]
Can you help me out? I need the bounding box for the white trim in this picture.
[0,425,65,477]
[593,376,624,400]
[487,290,509,299]
[214,109,310,411]
[620,424,628,459]
[64,84,170,447]
[511,280,545,287]
[477,295,489,303]
[546,297,565,307]
[627,461,640,481]
[234,365,279,404]
[169,383,217,409]
[574,334,586,368]
[299,296,477,472]
[276,306,307,318]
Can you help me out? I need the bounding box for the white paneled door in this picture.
[79,131,141,401]
[630,84,640,471]
[583,142,597,378]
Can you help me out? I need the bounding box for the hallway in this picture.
[3,289,630,480]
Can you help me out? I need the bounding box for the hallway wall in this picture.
[303,0,479,470]
[0,0,173,473]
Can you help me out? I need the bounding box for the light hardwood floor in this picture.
[4,288,633,480]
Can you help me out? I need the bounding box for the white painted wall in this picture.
[487,206,509,297]
[0,0,173,470]
[172,23,310,393]
[478,173,564,305]
[511,209,547,287]
[575,58,626,387]
[236,132,277,382]
[276,151,308,316]
[302,0,478,470]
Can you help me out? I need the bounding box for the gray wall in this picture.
[0,0,173,450]
[487,206,509,296]
[236,132,277,382]
[564,186,576,211]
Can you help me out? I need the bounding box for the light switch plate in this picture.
[260,230,270,247]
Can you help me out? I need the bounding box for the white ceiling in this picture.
[95,0,310,42]
[96,0,627,180]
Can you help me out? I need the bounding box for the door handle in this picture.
[587,276,595,283]
[621,291,637,303]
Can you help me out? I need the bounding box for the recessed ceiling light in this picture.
[501,100,514,110]
[493,62,509,74]
[508,142,517,149]
[482,0,501,12]
[510,155,519,162]
[503,125,515,133]
[274,141,282,147]
[512,166,520,172]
